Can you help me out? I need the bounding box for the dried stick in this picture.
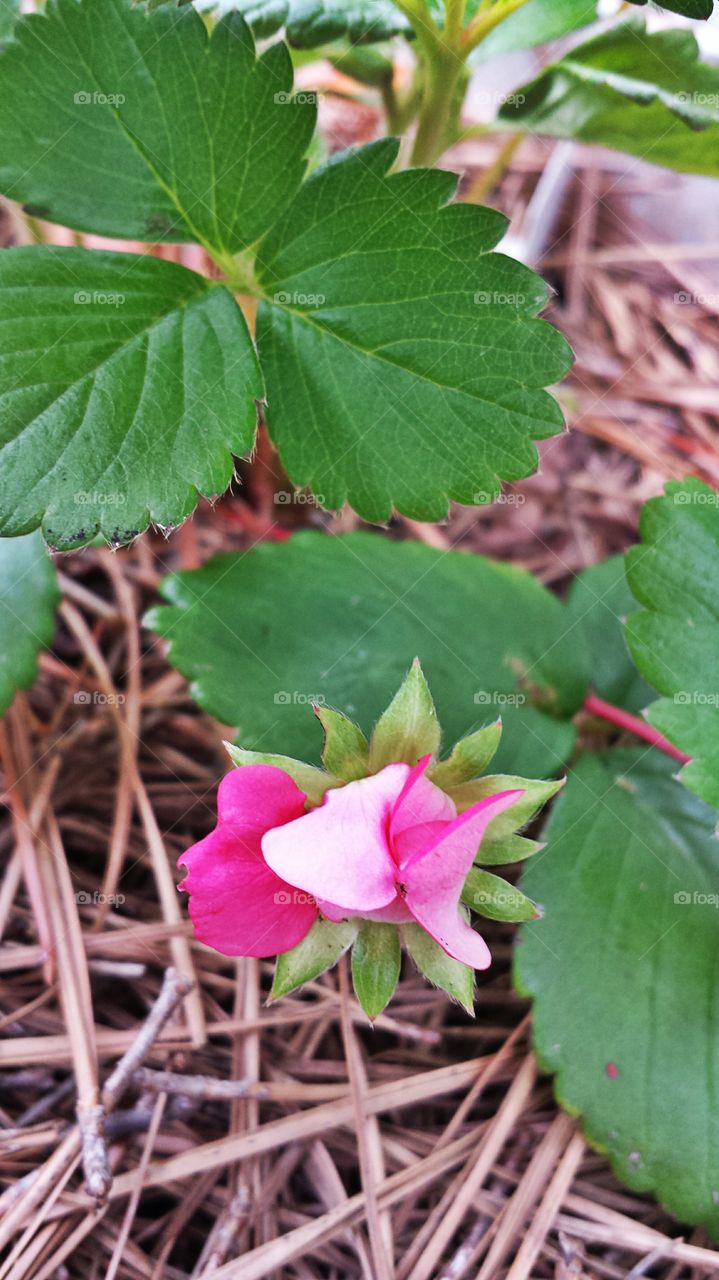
[0,969,191,1251]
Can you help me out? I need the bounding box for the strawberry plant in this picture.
[2,0,719,1244]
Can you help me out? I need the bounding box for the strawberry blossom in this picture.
[179,756,522,969]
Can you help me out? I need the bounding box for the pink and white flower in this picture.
[179,757,522,969]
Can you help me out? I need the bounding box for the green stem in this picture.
[464,131,523,203]
[410,47,464,166]
[462,0,532,55]
[444,0,466,47]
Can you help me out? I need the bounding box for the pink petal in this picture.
[263,765,409,913]
[178,766,316,958]
[389,755,456,869]
[404,790,524,969]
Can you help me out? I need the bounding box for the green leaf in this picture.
[450,775,564,861]
[402,923,474,1013]
[0,0,314,251]
[203,0,410,44]
[0,0,20,41]
[626,0,712,16]
[625,478,719,809]
[500,21,719,177]
[473,0,597,64]
[462,868,537,922]
[429,720,502,790]
[146,531,587,777]
[224,744,335,804]
[271,918,357,997]
[0,248,260,548]
[369,658,440,771]
[566,555,654,715]
[351,921,401,1018]
[518,750,719,1235]
[0,534,59,716]
[255,139,572,523]
[315,706,369,781]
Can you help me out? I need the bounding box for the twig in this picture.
[132,1067,258,1099]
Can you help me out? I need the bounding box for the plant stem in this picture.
[464,131,522,203]
[461,0,532,55]
[444,0,467,48]
[582,694,691,765]
[410,47,464,166]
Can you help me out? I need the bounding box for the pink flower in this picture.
[179,758,522,968]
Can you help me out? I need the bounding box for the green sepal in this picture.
[449,774,564,861]
[351,921,401,1018]
[479,835,544,866]
[270,918,357,999]
[429,719,502,790]
[368,658,441,771]
[314,705,369,781]
[462,869,539,923]
[224,743,336,805]
[402,923,474,1014]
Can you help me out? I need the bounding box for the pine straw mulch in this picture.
[3,122,719,1279]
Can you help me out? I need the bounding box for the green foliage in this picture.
[0,0,314,248]
[0,0,571,544]
[315,707,369,781]
[368,658,440,770]
[256,139,570,523]
[271,918,357,997]
[473,0,597,63]
[0,534,59,716]
[566,556,654,715]
[450,774,564,862]
[224,744,336,803]
[402,923,474,1013]
[500,21,719,176]
[0,249,260,547]
[462,868,536,922]
[626,0,712,15]
[351,921,401,1017]
[518,750,719,1237]
[208,0,410,44]
[146,531,587,776]
[625,478,719,808]
[429,720,502,790]
[0,0,19,41]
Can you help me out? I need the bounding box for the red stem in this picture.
[583,693,691,765]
